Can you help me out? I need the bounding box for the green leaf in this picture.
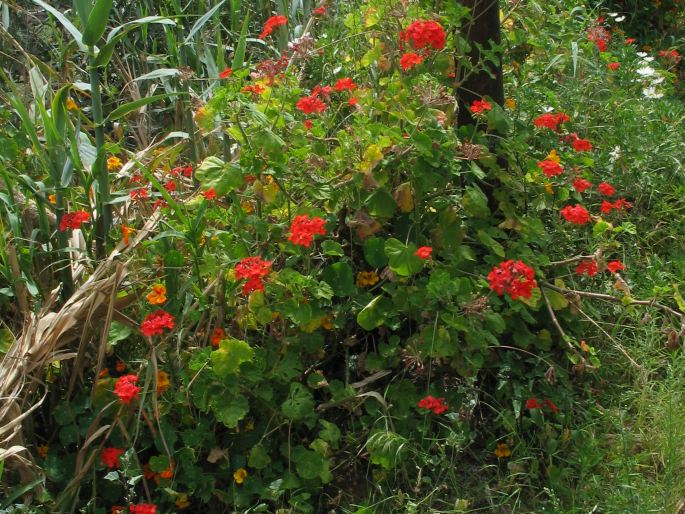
[183,0,227,44]
[211,392,249,428]
[357,295,393,331]
[82,0,113,45]
[365,431,408,470]
[321,240,344,257]
[211,338,253,378]
[96,17,175,67]
[321,262,355,296]
[108,321,133,345]
[366,189,397,219]
[248,445,271,470]
[32,0,86,51]
[462,186,490,218]
[291,445,328,481]
[545,290,569,310]
[148,455,170,473]
[195,157,244,195]
[477,229,504,257]
[73,0,92,27]
[282,383,315,421]
[231,13,250,69]
[673,284,685,314]
[364,237,388,268]
[384,238,423,276]
[105,93,180,123]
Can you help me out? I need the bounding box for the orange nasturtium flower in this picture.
[121,224,134,245]
[146,284,167,305]
[107,156,122,171]
[233,467,248,484]
[175,494,190,510]
[37,444,49,458]
[495,443,512,458]
[48,194,57,205]
[156,370,170,394]
[66,97,79,111]
[210,327,225,347]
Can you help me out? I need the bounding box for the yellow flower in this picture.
[107,156,122,171]
[356,271,380,288]
[241,201,255,214]
[494,442,511,458]
[37,444,49,458]
[175,494,190,510]
[504,98,517,110]
[156,370,170,394]
[321,315,334,330]
[66,97,79,111]
[233,467,248,484]
[146,283,167,305]
[544,182,554,195]
[244,419,255,432]
[48,194,57,205]
[545,149,561,163]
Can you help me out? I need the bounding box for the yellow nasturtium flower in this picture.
[107,156,122,171]
[233,467,248,484]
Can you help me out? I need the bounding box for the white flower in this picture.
[636,51,648,58]
[642,56,655,63]
[636,65,656,77]
[615,16,626,22]
[609,146,621,161]
[642,86,664,98]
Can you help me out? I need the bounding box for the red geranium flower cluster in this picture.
[488,260,538,300]
[288,214,327,247]
[572,178,592,193]
[235,256,272,295]
[561,204,591,225]
[658,49,682,64]
[526,397,559,414]
[170,164,193,177]
[568,133,593,152]
[219,67,232,79]
[601,198,632,214]
[417,395,448,415]
[607,260,624,273]
[401,20,446,51]
[101,447,125,469]
[575,260,598,277]
[59,210,90,232]
[607,62,620,71]
[400,52,424,70]
[334,77,357,92]
[587,26,610,52]
[259,15,287,39]
[470,99,492,114]
[129,505,157,514]
[597,182,616,196]
[114,374,140,404]
[296,94,327,115]
[130,188,148,200]
[140,309,175,337]
[538,159,564,178]
[533,112,570,131]
[415,246,432,259]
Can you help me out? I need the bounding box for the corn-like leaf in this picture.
[73,0,92,28]
[183,0,227,45]
[105,93,182,123]
[32,0,87,51]
[95,16,175,67]
[231,13,250,70]
[82,0,113,46]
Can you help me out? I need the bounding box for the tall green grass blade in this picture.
[229,0,241,32]
[73,0,91,27]
[183,0,227,45]
[82,0,113,45]
[95,17,175,67]
[32,0,87,51]
[231,13,250,70]
[105,93,183,123]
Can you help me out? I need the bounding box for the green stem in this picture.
[88,53,110,258]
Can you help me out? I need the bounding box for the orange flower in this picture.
[494,442,511,458]
[66,97,79,111]
[211,327,225,347]
[115,360,126,373]
[146,284,167,305]
[107,156,122,171]
[121,224,134,245]
[156,370,170,394]
[37,444,49,458]
[48,194,57,204]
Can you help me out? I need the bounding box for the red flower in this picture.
[129,505,157,514]
[543,399,559,414]
[625,37,636,44]
[334,77,357,92]
[348,97,359,106]
[163,180,176,192]
[525,397,541,410]
[401,20,446,51]
[312,85,332,98]
[533,112,570,131]
[470,99,492,114]
[573,178,592,193]
[130,188,148,200]
[141,310,175,337]
[59,210,90,232]
[575,260,598,277]
[417,395,448,415]
[488,260,538,300]
[400,52,424,70]
[219,67,232,79]
[612,198,632,211]
[235,256,272,295]
[259,15,287,39]
[600,200,615,214]
[537,159,564,178]
[242,84,266,95]
[415,246,432,259]
[607,260,624,273]
[202,188,217,200]
[561,204,591,225]
[304,119,313,130]
[112,506,125,514]
[588,26,610,52]
[597,182,616,196]
[296,95,327,115]
[288,214,327,247]
[313,6,326,16]
[101,447,125,469]
[607,62,620,71]
[114,374,140,404]
[572,137,593,152]
[152,199,167,211]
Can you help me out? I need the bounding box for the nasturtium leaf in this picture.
[108,321,133,345]
[384,238,423,276]
[319,420,341,448]
[211,393,249,428]
[195,156,244,195]
[363,237,388,268]
[321,240,344,256]
[477,230,505,257]
[462,186,491,218]
[545,289,569,310]
[248,445,271,470]
[211,338,253,378]
[291,445,328,481]
[282,383,315,421]
[357,295,393,331]
[366,189,397,219]
[149,455,170,473]
[321,262,355,296]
